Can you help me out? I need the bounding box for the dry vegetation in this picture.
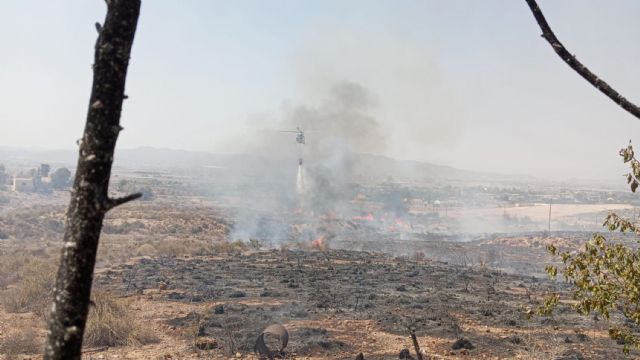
[0,203,66,240]
[0,195,245,358]
[1,255,56,318]
[0,323,42,360]
[2,192,638,359]
[0,253,157,357]
[84,289,159,347]
[87,248,638,359]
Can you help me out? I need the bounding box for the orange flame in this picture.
[388,218,411,232]
[311,235,326,250]
[352,213,374,221]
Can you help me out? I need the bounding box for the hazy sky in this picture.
[1,1,639,180]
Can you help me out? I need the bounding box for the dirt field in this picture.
[2,248,635,359]
[1,193,638,359]
[89,249,637,359]
[451,204,633,222]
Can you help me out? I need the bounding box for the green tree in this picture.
[0,164,6,188]
[541,143,640,352]
[50,168,71,189]
[139,186,154,201]
[116,178,129,192]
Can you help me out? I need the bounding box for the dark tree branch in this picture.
[408,328,424,360]
[44,1,141,359]
[524,0,640,120]
[106,192,142,210]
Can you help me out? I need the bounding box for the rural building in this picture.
[12,177,35,192]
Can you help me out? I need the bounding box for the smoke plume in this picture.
[230,81,387,244]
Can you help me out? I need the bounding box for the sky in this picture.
[1,1,639,181]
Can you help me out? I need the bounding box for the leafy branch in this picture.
[540,144,640,353]
[620,142,640,193]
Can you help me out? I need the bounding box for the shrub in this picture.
[540,143,640,352]
[135,243,157,257]
[211,240,247,255]
[154,238,210,257]
[2,257,56,318]
[0,325,42,359]
[0,253,27,288]
[103,220,146,234]
[84,289,159,347]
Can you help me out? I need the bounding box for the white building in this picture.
[12,177,35,192]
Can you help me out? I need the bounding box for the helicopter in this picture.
[280,127,305,145]
[279,127,306,166]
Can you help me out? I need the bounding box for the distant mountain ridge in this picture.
[0,146,538,185]
[351,153,539,184]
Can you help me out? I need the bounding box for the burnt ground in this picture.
[2,193,639,359]
[91,249,636,359]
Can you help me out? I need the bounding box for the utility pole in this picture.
[548,198,552,233]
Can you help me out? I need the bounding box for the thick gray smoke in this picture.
[290,81,385,214]
[292,81,385,157]
[230,81,387,244]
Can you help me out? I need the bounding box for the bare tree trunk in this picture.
[524,0,640,120]
[44,1,141,359]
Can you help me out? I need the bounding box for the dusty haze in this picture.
[1,1,639,181]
